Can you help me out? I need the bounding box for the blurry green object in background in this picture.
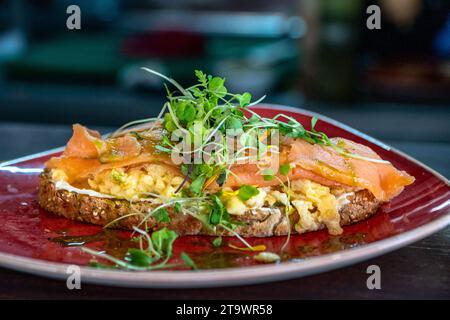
[5,34,124,84]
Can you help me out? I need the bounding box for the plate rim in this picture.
[0,104,449,288]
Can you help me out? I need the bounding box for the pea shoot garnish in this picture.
[83,227,197,271]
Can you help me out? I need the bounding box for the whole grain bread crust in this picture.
[38,170,382,237]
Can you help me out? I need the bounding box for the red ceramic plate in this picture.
[0,105,449,288]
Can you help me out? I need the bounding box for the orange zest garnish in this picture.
[228,244,266,252]
[203,173,219,190]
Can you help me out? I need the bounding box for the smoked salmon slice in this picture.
[63,124,101,158]
[285,138,414,201]
[46,124,178,183]
[223,137,414,202]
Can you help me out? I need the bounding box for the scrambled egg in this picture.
[222,188,268,215]
[221,179,343,235]
[290,179,342,235]
[87,164,185,200]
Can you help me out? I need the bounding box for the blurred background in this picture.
[0,0,449,176]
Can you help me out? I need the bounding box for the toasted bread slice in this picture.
[38,170,382,237]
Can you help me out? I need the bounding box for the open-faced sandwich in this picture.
[39,69,415,241]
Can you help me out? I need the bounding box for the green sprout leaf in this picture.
[181,164,189,176]
[212,236,222,247]
[89,261,118,269]
[164,113,177,132]
[238,185,260,201]
[226,116,243,136]
[311,116,318,131]
[249,114,259,123]
[209,195,225,226]
[151,228,177,258]
[177,102,196,123]
[180,252,198,270]
[238,92,252,107]
[208,77,227,97]
[280,164,291,176]
[195,70,208,86]
[126,248,154,267]
[261,168,274,181]
[174,202,182,213]
[155,145,172,153]
[154,208,171,223]
[190,175,206,194]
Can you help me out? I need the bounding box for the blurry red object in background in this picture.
[121,30,205,58]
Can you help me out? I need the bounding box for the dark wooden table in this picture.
[0,104,449,299]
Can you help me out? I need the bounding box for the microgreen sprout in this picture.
[83,227,196,271]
